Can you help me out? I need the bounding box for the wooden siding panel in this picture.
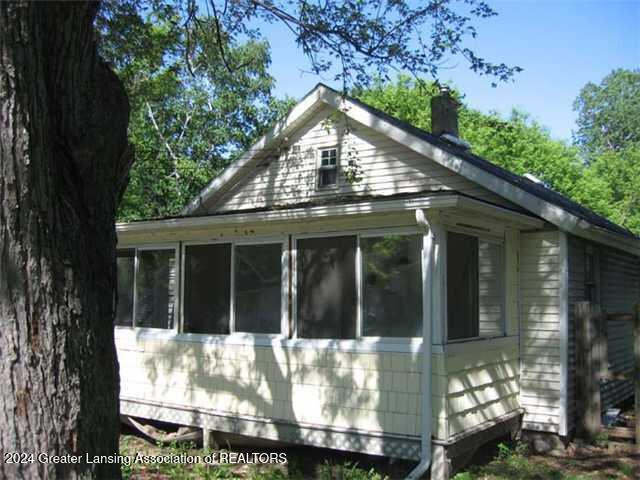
[520,230,562,433]
[116,330,429,439]
[212,109,519,212]
[443,339,521,438]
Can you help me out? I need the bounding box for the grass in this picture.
[452,440,639,480]
[119,434,389,479]
[119,433,639,479]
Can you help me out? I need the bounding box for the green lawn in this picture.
[119,435,638,480]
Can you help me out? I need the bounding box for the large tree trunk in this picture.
[0,2,131,478]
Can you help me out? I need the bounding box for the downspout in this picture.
[407,209,434,479]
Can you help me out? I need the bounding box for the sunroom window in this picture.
[183,244,231,335]
[234,243,282,334]
[296,236,357,339]
[181,242,284,335]
[447,231,504,341]
[134,248,177,329]
[318,147,338,188]
[361,235,423,337]
[115,249,135,327]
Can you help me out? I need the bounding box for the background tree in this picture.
[573,68,640,156]
[0,1,520,478]
[355,77,583,199]
[97,2,293,220]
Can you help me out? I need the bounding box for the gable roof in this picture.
[183,83,640,255]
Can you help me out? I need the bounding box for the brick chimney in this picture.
[431,85,459,138]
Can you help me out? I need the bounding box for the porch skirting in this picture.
[120,397,422,460]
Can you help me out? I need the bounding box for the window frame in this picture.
[584,244,599,303]
[180,237,289,339]
[115,243,180,332]
[316,146,340,190]
[443,227,506,344]
[292,227,423,342]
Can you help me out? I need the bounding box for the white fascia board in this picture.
[181,86,329,215]
[117,194,462,235]
[318,91,640,256]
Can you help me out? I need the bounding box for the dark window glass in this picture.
[234,244,282,334]
[116,249,135,327]
[318,168,337,187]
[135,249,176,329]
[297,236,356,339]
[447,232,479,340]
[184,244,231,334]
[318,148,338,187]
[362,235,422,337]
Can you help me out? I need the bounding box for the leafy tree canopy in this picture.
[97,1,294,220]
[574,68,640,156]
[355,77,583,198]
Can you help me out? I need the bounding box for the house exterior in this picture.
[114,84,640,478]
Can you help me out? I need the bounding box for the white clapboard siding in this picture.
[599,245,640,409]
[520,230,562,433]
[435,340,520,438]
[213,107,519,212]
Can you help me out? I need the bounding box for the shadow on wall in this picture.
[120,329,425,453]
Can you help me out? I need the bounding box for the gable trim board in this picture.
[182,83,640,257]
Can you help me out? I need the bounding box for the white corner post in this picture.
[558,231,569,437]
[407,209,437,479]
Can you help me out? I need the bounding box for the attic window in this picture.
[318,147,338,188]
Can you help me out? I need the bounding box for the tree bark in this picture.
[0,2,131,478]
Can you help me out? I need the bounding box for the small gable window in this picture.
[318,147,338,188]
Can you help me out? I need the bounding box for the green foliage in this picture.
[356,76,583,201]
[97,2,294,220]
[574,68,640,156]
[453,441,561,480]
[318,460,387,480]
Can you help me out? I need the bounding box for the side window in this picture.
[318,148,338,188]
[447,232,505,341]
[447,232,479,340]
[135,249,177,329]
[116,249,135,327]
[584,245,598,301]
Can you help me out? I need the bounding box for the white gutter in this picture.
[407,209,434,479]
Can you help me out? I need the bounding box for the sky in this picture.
[262,0,640,142]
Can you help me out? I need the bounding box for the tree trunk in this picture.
[0,2,131,478]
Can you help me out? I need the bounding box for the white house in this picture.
[114,84,640,478]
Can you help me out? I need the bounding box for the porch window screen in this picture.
[478,240,504,337]
[115,249,135,327]
[135,249,176,329]
[234,244,282,334]
[361,235,422,337]
[183,244,231,334]
[296,236,357,339]
[447,232,479,340]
